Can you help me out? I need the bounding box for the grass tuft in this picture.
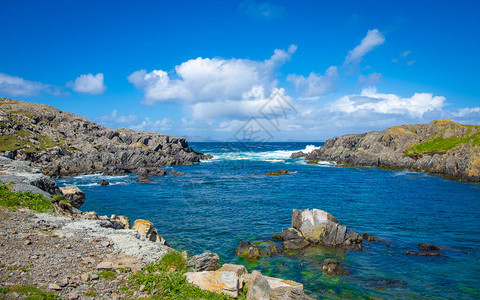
[98,270,117,280]
[0,183,54,213]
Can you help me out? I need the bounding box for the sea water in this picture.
[57,142,480,299]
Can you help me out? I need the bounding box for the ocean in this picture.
[56,142,480,299]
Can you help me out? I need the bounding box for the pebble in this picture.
[65,244,72,249]
[48,283,62,290]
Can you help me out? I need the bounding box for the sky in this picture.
[1,0,479,141]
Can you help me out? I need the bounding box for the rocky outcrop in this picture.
[321,259,349,276]
[0,97,210,177]
[185,271,240,298]
[236,241,279,259]
[246,270,312,300]
[295,120,480,182]
[132,219,169,246]
[59,186,85,209]
[186,252,220,271]
[266,169,290,176]
[281,209,363,251]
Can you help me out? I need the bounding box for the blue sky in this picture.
[1,0,479,141]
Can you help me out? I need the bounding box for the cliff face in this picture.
[0,98,209,177]
[296,120,480,182]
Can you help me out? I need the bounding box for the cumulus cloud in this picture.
[329,87,445,118]
[128,45,296,104]
[0,73,61,97]
[358,72,382,86]
[239,0,285,20]
[71,73,106,94]
[344,29,385,64]
[130,117,174,132]
[97,110,138,127]
[287,66,337,98]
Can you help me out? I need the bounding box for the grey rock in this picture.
[187,252,220,271]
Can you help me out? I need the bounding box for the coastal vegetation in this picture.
[128,252,247,299]
[0,183,54,213]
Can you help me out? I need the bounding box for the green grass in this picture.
[84,290,98,297]
[0,183,54,213]
[4,285,58,299]
[404,131,480,157]
[0,286,9,294]
[129,251,247,299]
[98,270,117,279]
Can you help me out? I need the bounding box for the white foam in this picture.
[210,145,322,162]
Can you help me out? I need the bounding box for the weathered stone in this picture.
[266,169,289,176]
[169,169,185,175]
[185,271,240,298]
[362,232,380,242]
[31,176,62,195]
[48,283,62,290]
[110,214,131,229]
[59,186,85,209]
[246,271,270,300]
[265,275,310,300]
[281,228,310,251]
[187,252,220,271]
[218,264,248,277]
[96,261,113,270]
[82,211,99,220]
[321,259,349,276]
[132,219,169,245]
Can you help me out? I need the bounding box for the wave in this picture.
[209,144,322,162]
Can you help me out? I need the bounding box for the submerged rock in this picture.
[321,259,349,276]
[418,243,442,251]
[59,186,85,209]
[187,252,220,271]
[97,179,109,186]
[169,169,185,175]
[236,241,279,259]
[266,169,290,176]
[361,232,380,242]
[405,251,444,257]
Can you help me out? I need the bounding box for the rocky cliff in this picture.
[0,98,210,177]
[292,120,480,182]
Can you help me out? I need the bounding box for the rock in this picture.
[136,167,167,178]
[132,219,169,245]
[31,176,62,195]
[321,259,349,276]
[96,261,113,270]
[218,264,248,277]
[185,271,240,298]
[405,251,444,256]
[265,275,310,300]
[99,220,114,228]
[272,234,283,241]
[246,271,270,300]
[136,177,151,183]
[236,241,266,259]
[82,211,99,220]
[59,186,85,209]
[187,252,220,271]
[362,232,380,242]
[97,179,109,186]
[290,151,306,158]
[169,169,185,175]
[284,209,363,249]
[247,247,261,260]
[80,272,91,282]
[110,214,131,229]
[91,274,99,280]
[418,243,442,251]
[266,169,289,176]
[48,283,62,290]
[281,228,310,251]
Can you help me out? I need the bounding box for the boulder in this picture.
[31,176,62,195]
[136,167,167,178]
[136,177,151,183]
[219,264,248,289]
[82,211,99,220]
[132,219,169,246]
[185,271,240,298]
[284,209,363,249]
[110,214,131,229]
[97,179,109,186]
[236,241,278,259]
[362,232,380,242]
[281,228,310,251]
[59,186,85,209]
[246,271,270,300]
[187,252,220,271]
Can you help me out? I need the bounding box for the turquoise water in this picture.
[57,142,480,299]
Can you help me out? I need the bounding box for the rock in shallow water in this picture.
[59,186,85,209]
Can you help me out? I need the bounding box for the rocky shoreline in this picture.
[291,120,480,182]
[0,97,211,177]
[0,156,314,299]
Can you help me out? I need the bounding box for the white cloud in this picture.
[239,0,285,20]
[344,29,385,64]
[128,45,296,104]
[98,110,138,127]
[71,73,106,94]
[0,73,61,97]
[287,66,337,98]
[130,117,174,132]
[452,107,480,117]
[401,50,411,57]
[329,87,445,118]
[358,72,382,85]
[407,60,416,66]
